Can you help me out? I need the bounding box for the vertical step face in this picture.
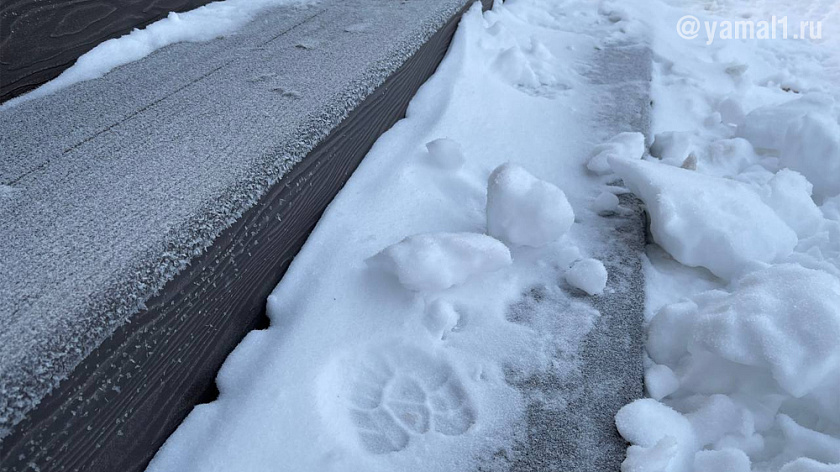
[505,44,651,472]
[0,1,491,470]
[0,0,214,102]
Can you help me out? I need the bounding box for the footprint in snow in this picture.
[344,23,370,33]
[345,344,475,454]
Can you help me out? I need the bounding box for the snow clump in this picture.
[368,232,511,292]
[627,264,840,472]
[651,264,840,398]
[586,131,645,175]
[759,169,824,239]
[565,258,608,295]
[592,191,620,215]
[615,398,697,472]
[610,157,797,280]
[486,163,574,247]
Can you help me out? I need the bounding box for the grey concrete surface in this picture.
[0,0,472,439]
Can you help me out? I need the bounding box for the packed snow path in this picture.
[147,1,649,471]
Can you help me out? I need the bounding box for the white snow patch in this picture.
[760,169,824,239]
[781,459,840,472]
[621,436,680,472]
[640,264,840,470]
[649,131,702,166]
[736,94,834,155]
[688,265,840,398]
[693,449,751,472]
[616,398,696,472]
[422,299,461,340]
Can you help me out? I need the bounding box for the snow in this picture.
[147,1,636,470]
[605,0,840,469]
[760,169,824,239]
[650,131,702,165]
[693,449,752,472]
[735,95,833,154]
[781,459,840,472]
[688,265,840,398]
[1,0,313,109]
[422,299,461,341]
[779,112,840,199]
[368,232,511,292]
[610,157,798,280]
[644,364,680,402]
[622,436,680,472]
[564,258,608,295]
[592,191,620,215]
[486,163,574,248]
[425,138,466,170]
[615,399,696,472]
[586,131,646,175]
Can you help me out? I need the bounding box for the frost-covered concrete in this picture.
[0,0,471,439]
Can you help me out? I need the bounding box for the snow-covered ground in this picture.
[601,0,840,470]
[145,0,648,470]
